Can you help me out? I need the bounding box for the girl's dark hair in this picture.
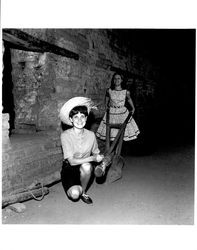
[69,105,88,118]
[110,72,125,90]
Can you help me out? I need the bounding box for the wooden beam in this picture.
[2,187,49,208]
[3,29,79,60]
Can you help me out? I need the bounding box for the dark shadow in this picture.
[2,42,15,136]
[61,122,72,131]
[85,111,96,130]
[46,180,61,188]
[121,137,156,157]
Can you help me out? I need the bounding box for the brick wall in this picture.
[10,29,158,133]
[2,29,159,197]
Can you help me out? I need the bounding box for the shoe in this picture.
[81,193,93,204]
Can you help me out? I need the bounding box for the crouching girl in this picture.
[59,97,104,204]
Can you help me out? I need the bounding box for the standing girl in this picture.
[96,73,140,141]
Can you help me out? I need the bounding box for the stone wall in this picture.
[2,133,62,197]
[2,29,159,198]
[10,29,158,133]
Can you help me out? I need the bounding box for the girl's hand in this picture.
[94,154,104,162]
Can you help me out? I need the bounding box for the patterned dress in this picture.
[96,89,140,141]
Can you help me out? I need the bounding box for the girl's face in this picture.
[70,112,87,129]
[114,74,122,87]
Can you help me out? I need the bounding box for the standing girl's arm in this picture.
[105,88,110,109]
[126,90,135,115]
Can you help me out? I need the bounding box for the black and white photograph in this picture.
[2,27,195,225]
[1,1,196,250]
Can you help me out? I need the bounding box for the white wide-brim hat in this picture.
[59,96,97,126]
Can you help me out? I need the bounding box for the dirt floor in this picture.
[2,143,194,225]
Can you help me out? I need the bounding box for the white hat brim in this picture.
[59,97,94,125]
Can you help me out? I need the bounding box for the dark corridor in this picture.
[126,29,195,151]
[155,29,195,146]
